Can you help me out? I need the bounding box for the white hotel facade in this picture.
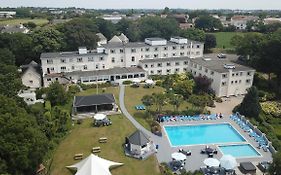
[40,36,254,97]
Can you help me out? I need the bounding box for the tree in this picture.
[269,151,281,175]
[152,93,167,113]
[173,79,195,99]
[138,16,179,40]
[168,94,183,112]
[0,95,48,175]
[195,15,223,31]
[32,27,64,53]
[180,28,206,42]
[23,22,37,29]
[162,7,170,14]
[46,81,68,106]
[95,18,116,39]
[236,86,261,118]
[0,48,15,65]
[15,8,31,18]
[0,64,23,97]
[58,18,99,50]
[204,34,216,52]
[141,95,154,111]
[194,75,213,94]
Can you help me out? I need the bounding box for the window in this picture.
[61,66,66,71]
[88,57,94,62]
[194,71,197,75]
[199,66,202,70]
[121,75,127,79]
[197,44,200,48]
[166,69,171,73]
[145,64,148,68]
[205,68,208,73]
[154,47,158,51]
[71,66,75,70]
[175,62,180,66]
[100,56,104,61]
[232,73,235,77]
[235,80,237,84]
[131,56,135,62]
[172,46,177,50]
[83,65,87,70]
[120,49,124,53]
[110,49,115,53]
[150,70,154,74]
[50,67,54,71]
[111,57,115,63]
[157,63,162,67]
[157,70,162,74]
[184,61,188,65]
[96,64,99,69]
[116,76,120,79]
[181,46,185,49]
[196,51,200,55]
[163,53,168,57]
[246,79,251,84]
[222,74,227,78]
[236,73,239,76]
[29,80,33,84]
[175,68,179,72]
[210,71,214,75]
[247,72,252,76]
[145,48,150,52]
[172,53,176,56]
[240,72,243,76]
[231,81,234,84]
[222,82,226,86]
[239,80,241,83]
[167,62,171,66]
[47,78,51,81]
[140,74,145,77]
[145,55,150,58]
[47,59,53,64]
[141,48,143,52]
[180,52,184,56]
[121,59,123,62]
[151,64,154,68]
[131,48,136,53]
[102,64,105,69]
[154,54,158,58]
[60,58,66,63]
[183,68,187,71]
[77,58,83,62]
[163,47,168,50]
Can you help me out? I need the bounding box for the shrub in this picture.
[151,121,162,136]
[261,101,281,117]
[215,97,223,103]
[155,80,162,86]
[68,85,81,95]
[122,80,132,85]
[188,94,213,107]
[79,82,112,90]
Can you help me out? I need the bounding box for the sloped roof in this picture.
[109,35,122,43]
[127,130,150,146]
[74,93,115,107]
[96,33,107,41]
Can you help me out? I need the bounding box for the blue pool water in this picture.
[219,144,261,158]
[164,123,245,146]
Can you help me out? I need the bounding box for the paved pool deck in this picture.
[119,85,272,172]
[155,117,273,171]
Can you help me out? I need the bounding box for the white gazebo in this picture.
[220,155,237,170]
[66,154,123,175]
[145,79,154,85]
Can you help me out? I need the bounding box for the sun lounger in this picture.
[92,147,101,153]
[99,137,108,143]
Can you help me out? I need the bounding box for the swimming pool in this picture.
[219,144,261,158]
[164,123,246,146]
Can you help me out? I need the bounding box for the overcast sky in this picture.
[0,0,281,10]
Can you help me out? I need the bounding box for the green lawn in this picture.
[211,32,244,49]
[0,18,48,26]
[50,86,160,175]
[125,86,192,130]
[50,117,160,175]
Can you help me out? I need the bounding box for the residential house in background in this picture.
[1,24,29,34]
[263,17,281,25]
[0,11,16,18]
[230,15,259,30]
[20,61,42,89]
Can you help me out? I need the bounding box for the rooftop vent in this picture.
[224,64,235,69]
[145,38,167,46]
[78,47,87,55]
[217,53,226,59]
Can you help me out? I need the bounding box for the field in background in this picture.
[211,32,244,49]
[0,18,49,26]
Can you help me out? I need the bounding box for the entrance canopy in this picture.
[67,154,123,175]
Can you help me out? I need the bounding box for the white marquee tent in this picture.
[67,154,123,175]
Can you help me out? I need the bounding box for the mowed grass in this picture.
[50,86,160,175]
[50,117,160,175]
[125,86,192,130]
[211,32,244,49]
[0,18,48,26]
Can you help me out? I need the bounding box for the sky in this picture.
[0,0,281,10]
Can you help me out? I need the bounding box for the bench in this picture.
[99,137,108,143]
[92,147,101,153]
[74,153,83,160]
